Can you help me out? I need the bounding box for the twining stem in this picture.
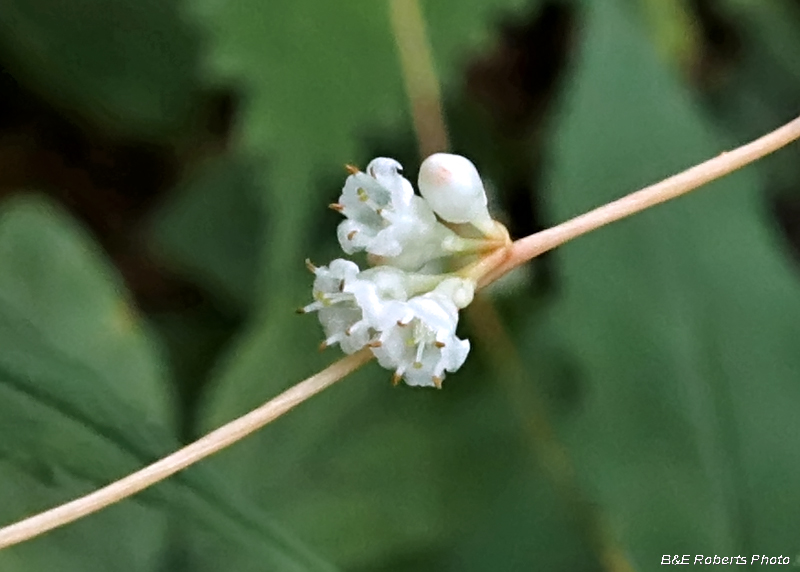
[0,126,798,552]
[481,115,800,286]
[0,348,373,549]
[390,5,633,565]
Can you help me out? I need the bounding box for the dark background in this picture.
[0,0,799,570]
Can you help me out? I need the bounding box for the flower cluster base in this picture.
[302,154,505,389]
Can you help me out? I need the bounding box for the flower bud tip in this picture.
[418,153,491,226]
[329,203,345,212]
[432,376,443,389]
[345,164,360,174]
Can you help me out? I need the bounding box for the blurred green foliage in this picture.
[0,0,799,571]
[0,0,205,139]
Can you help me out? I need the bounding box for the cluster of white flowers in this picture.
[301,154,505,388]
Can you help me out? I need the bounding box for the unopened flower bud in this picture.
[433,277,475,309]
[418,153,494,235]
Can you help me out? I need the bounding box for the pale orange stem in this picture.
[388,0,449,156]
[0,349,373,549]
[1,112,798,554]
[480,115,800,287]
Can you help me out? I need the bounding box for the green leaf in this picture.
[721,0,800,88]
[195,285,545,569]
[0,196,332,571]
[422,0,532,82]
[706,0,800,195]
[0,195,171,570]
[452,471,600,572]
[149,155,267,309]
[536,0,800,565]
[0,196,175,466]
[0,0,204,139]
[0,458,168,572]
[635,0,700,70]
[191,0,540,304]
[183,3,628,568]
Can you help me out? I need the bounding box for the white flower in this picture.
[335,158,412,256]
[343,265,410,326]
[369,278,474,388]
[301,260,411,354]
[300,259,367,354]
[363,198,458,271]
[335,158,459,271]
[302,153,508,388]
[302,261,474,388]
[417,153,495,236]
